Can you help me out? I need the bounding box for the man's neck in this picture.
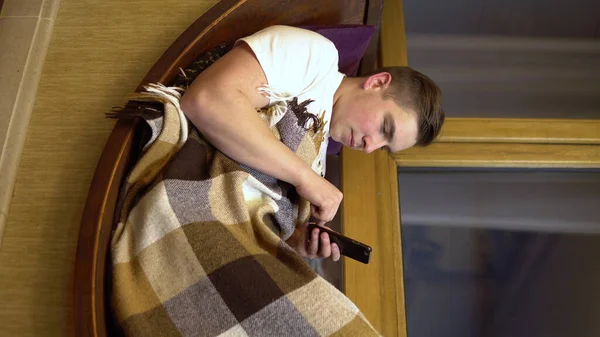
[333,77,362,107]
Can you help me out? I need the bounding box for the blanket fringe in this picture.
[106,83,189,147]
[106,100,164,120]
[258,84,293,128]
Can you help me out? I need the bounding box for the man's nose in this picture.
[363,136,386,154]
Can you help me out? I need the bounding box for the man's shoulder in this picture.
[247,25,336,51]
[235,25,340,99]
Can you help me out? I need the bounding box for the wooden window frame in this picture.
[341,1,600,336]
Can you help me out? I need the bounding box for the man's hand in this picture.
[286,223,341,261]
[294,171,343,223]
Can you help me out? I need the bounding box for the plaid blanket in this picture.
[108,50,380,336]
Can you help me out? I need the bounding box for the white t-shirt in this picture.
[237,25,345,176]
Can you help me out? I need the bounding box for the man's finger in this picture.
[331,243,341,262]
[318,232,331,258]
[307,228,319,257]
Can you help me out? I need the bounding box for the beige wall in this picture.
[0,1,218,335]
[0,0,60,243]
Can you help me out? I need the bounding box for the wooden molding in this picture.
[341,149,407,337]
[394,142,600,168]
[378,0,407,66]
[438,118,600,145]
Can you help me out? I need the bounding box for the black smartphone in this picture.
[307,223,372,264]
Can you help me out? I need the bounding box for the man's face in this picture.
[330,74,419,154]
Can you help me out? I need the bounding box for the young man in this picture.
[180,25,444,262]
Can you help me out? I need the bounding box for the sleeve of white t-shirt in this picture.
[236,25,339,101]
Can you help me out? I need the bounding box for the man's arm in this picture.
[180,43,342,223]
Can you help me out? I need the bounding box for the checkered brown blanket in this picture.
[108,78,380,336]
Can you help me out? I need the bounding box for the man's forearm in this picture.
[181,89,315,187]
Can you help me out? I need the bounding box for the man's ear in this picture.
[362,72,392,91]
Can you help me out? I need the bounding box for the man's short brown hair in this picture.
[367,66,445,146]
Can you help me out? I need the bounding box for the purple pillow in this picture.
[302,24,377,76]
[299,24,377,154]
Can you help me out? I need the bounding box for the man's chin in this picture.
[329,132,340,143]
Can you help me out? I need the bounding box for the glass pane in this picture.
[398,168,600,337]
[403,0,600,119]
